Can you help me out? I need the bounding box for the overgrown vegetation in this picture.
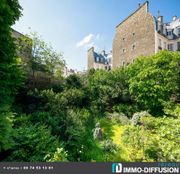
[0,0,180,162]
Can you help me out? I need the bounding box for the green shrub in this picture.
[0,112,14,152]
[5,123,63,162]
[128,51,180,115]
[44,148,68,162]
[113,104,139,118]
[120,111,180,161]
[107,112,130,125]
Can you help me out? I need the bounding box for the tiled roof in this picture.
[93,52,111,64]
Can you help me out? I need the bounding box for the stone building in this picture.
[12,28,32,69]
[112,1,180,68]
[87,47,112,70]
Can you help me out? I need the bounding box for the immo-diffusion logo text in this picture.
[112,163,122,173]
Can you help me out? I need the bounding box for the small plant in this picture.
[131,111,149,125]
[44,148,68,162]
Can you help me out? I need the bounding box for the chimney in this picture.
[172,16,177,21]
[157,10,163,23]
[102,50,105,56]
[157,16,163,23]
[88,46,94,53]
[138,3,141,8]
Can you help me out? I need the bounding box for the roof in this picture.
[93,52,111,65]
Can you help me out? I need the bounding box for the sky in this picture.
[13,0,180,71]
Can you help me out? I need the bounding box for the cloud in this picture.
[76,34,94,48]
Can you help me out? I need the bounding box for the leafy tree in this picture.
[87,68,130,113]
[27,32,65,79]
[0,0,24,153]
[65,74,82,89]
[128,51,180,115]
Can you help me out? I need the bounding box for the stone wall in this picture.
[112,1,155,68]
[12,29,59,89]
[93,62,106,70]
[12,29,32,67]
[87,47,94,69]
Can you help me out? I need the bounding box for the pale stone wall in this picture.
[112,2,156,68]
[156,32,180,52]
[155,32,169,53]
[93,62,106,70]
[87,47,94,69]
[87,47,110,70]
[12,29,32,67]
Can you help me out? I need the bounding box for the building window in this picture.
[177,42,180,51]
[164,42,167,49]
[122,61,125,66]
[133,33,135,36]
[158,39,162,50]
[123,49,126,53]
[132,44,135,50]
[158,39,162,47]
[123,38,125,41]
[168,44,173,51]
[167,31,172,36]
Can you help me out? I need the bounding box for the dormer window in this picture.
[96,57,99,62]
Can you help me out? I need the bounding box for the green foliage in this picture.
[87,68,130,113]
[108,112,130,125]
[0,0,24,154]
[5,123,63,162]
[27,32,65,78]
[164,103,180,118]
[0,112,14,152]
[1,18,180,164]
[0,0,24,111]
[44,148,68,162]
[128,51,180,115]
[120,110,180,161]
[29,89,91,160]
[113,104,139,118]
[65,74,82,89]
[131,111,149,125]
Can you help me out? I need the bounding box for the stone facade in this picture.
[87,47,112,70]
[112,1,180,68]
[87,47,95,70]
[12,29,32,69]
[112,1,155,68]
[155,16,180,53]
